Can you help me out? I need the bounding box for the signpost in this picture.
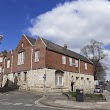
[43,72,46,96]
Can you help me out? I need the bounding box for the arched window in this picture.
[55,70,64,86]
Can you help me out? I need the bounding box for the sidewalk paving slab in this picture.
[38,91,110,110]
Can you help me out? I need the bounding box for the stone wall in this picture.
[4,68,94,93]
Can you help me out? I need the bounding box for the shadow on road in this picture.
[0,86,19,93]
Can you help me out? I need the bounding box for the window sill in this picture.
[34,61,39,63]
[55,85,64,88]
[17,64,24,65]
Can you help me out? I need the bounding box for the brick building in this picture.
[1,35,94,92]
[0,50,8,87]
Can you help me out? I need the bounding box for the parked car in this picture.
[94,86,103,93]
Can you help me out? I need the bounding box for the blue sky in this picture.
[0,0,70,51]
[0,0,110,80]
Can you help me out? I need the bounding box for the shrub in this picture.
[69,91,76,97]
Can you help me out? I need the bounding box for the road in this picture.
[0,90,72,110]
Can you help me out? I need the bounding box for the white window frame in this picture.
[18,52,25,65]
[75,60,78,67]
[85,63,87,70]
[35,51,40,62]
[62,55,66,64]
[7,59,10,68]
[0,66,2,73]
[0,57,3,62]
[69,57,73,66]
[55,76,63,86]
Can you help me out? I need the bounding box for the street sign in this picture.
[43,73,46,81]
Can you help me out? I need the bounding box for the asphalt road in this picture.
[0,90,72,110]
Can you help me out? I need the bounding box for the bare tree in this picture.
[81,39,108,81]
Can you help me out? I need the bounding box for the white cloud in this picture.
[28,0,110,49]
[28,0,110,80]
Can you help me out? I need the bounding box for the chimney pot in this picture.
[64,44,67,49]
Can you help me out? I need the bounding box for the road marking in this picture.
[24,104,33,106]
[2,102,12,105]
[0,99,8,101]
[13,103,23,105]
[35,96,74,110]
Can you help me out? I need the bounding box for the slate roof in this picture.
[42,38,93,64]
[26,36,36,45]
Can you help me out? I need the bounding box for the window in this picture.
[87,78,89,80]
[75,60,78,67]
[85,63,87,70]
[55,76,63,86]
[7,60,10,68]
[0,57,3,62]
[35,51,40,62]
[81,77,84,80]
[69,57,73,66]
[18,52,25,65]
[76,77,79,80]
[17,73,21,81]
[21,42,24,47]
[62,56,66,64]
[0,66,2,73]
[24,72,27,81]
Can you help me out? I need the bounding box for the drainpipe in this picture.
[30,48,33,89]
[11,50,14,83]
[79,59,81,89]
[11,50,13,73]
[79,59,80,74]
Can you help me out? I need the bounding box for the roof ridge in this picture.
[42,37,84,57]
[24,35,36,45]
[26,35,36,40]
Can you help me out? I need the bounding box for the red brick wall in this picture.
[12,36,46,73]
[3,35,93,75]
[4,51,12,74]
[32,37,46,69]
[80,60,93,75]
[12,35,33,73]
[0,54,4,68]
[45,49,93,75]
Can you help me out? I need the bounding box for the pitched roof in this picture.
[26,36,36,45]
[1,50,8,57]
[42,38,93,64]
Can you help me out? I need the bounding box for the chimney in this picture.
[64,44,67,49]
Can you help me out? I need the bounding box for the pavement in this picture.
[36,90,110,110]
